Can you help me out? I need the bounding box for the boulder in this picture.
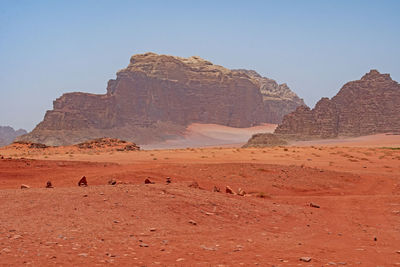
[78,176,88,187]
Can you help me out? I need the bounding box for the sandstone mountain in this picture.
[232,69,305,123]
[0,126,27,147]
[18,53,303,146]
[275,70,400,139]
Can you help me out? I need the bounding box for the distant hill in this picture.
[275,70,400,139]
[0,126,27,147]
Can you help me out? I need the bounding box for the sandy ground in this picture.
[141,123,277,149]
[292,133,400,148]
[0,135,400,266]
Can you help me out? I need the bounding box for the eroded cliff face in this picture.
[105,53,267,128]
[19,53,283,146]
[275,70,400,139]
[232,69,305,123]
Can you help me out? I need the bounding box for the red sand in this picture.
[0,134,399,266]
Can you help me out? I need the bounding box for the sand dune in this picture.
[141,123,277,149]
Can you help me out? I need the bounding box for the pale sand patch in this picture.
[141,123,277,149]
[292,133,400,147]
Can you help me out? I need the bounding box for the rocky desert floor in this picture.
[0,135,400,266]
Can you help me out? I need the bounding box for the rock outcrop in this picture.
[232,69,305,123]
[242,133,288,148]
[18,53,303,146]
[75,138,140,151]
[0,126,27,147]
[275,70,400,139]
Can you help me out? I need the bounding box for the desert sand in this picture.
[141,123,277,150]
[0,134,399,266]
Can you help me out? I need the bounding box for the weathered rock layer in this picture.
[275,70,400,139]
[18,53,304,146]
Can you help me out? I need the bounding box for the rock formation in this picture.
[75,138,140,151]
[242,133,288,148]
[232,69,305,123]
[0,126,27,147]
[275,70,400,139]
[18,53,303,146]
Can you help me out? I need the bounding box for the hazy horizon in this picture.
[1,0,400,131]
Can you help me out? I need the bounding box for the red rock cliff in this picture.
[275,70,400,139]
[19,53,281,145]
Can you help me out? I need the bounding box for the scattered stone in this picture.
[225,186,235,194]
[144,178,154,184]
[166,177,171,184]
[397,251,400,254]
[374,237,377,241]
[78,253,88,257]
[234,245,244,252]
[113,220,120,223]
[213,186,220,192]
[176,258,185,262]
[237,188,246,196]
[78,176,88,187]
[20,184,30,189]
[188,220,197,225]
[300,257,312,262]
[200,245,216,251]
[106,252,117,257]
[108,179,117,185]
[188,181,199,188]
[149,228,157,232]
[139,243,149,247]
[12,235,22,239]
[46,181,53,188]
[310,203,320,208]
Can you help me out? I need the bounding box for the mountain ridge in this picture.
[0,126,27,147]
[274,69,400,139]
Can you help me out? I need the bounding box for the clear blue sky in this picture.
[1,0,399,131]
